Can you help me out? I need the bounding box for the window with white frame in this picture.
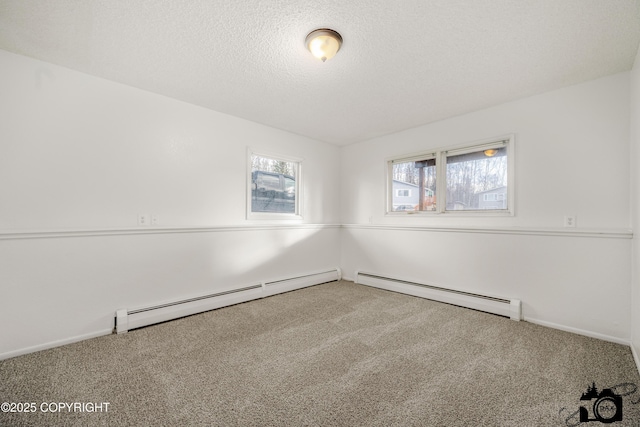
[387,136,513,215]
[248,151,301,218]
[389,156,437,212]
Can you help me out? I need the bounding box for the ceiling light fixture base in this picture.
[305,28,342,62]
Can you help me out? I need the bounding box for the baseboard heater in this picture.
[115,268,341,334]
[355,271,521,321]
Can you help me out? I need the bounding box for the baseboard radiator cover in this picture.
[115,268,341,334]
[354,271,521,321]
[262,269,341,296]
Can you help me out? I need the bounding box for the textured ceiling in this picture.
[1,0,639,145]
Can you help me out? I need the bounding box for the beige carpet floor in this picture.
[1,280,639,426]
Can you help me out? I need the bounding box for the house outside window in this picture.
[389,156,437,212]
[479,186,508,209]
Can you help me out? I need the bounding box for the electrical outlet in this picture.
[564,215,577,228]
[138,214,150,226]
[151,215,159,226]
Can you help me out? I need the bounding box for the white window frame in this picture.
[387,152,437,213]
[247,149,303,220]
[386,135,515,216]
[396,189,412,197]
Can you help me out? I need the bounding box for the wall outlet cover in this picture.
[564,215,577,228]
[138,214,150,226]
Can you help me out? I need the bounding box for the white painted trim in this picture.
[631,343,640,377]
[262,269,341,297]
[119,285,265,333]
[355,271,519,320]
[355,270,512,302]
[0,224,340,240]
[0,329,113,361]
[8,268,342,356]
[346,279,630,348]
[342,224,632,239]
[117,268,341,333]
[0,223,629,240]
[524,317,630,346]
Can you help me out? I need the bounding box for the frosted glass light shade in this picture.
[305,29,342,62]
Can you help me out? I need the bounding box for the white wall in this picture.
[2,47,636,359]
[341,73,633,343]
[0,51,340,229]
[631,44,640,369]
[0,50,341,358]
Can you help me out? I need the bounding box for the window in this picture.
[390,156,437,212]
[248,151,301,218]
[387,136,513,215]
[446,146,509,211]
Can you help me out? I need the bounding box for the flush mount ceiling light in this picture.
[484,149,498,157]
[305,28,342,62]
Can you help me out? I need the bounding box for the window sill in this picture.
[246,213,303,221]
[385,210,514,217]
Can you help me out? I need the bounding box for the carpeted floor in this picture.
[1,280,639,426]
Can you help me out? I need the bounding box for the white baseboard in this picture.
[118,268,341,334]
[0,329,113,361]
[355,271,520,320]
[524,317,630,346]
[348,278,628,346]
[3,269,342,359]
[631,342,640,377]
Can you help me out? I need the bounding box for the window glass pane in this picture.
[445,147,507,211]
[391,158,436,212]
[251,155,296,213]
